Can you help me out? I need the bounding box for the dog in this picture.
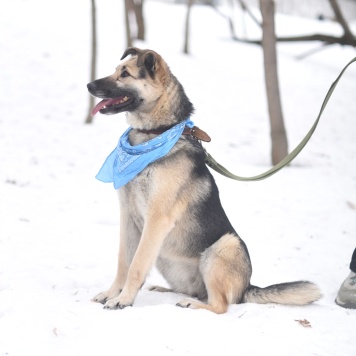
[87,47,322,313]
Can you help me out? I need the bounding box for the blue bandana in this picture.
[96,119,194,189]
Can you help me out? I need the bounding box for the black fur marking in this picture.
[184,142,238,251]
[121,47,138,60]
[144,53,156,78]
[139,67,146,79]
[99,297,108,305]
[87,77,143,114]
[170,75,194,122]
[155,139,237,255]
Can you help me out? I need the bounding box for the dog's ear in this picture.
[137,51,159,78]
[142,52,156,76]
[121,48,160,79]
[120,47,141,60]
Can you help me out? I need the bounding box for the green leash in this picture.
[204,57,356,181]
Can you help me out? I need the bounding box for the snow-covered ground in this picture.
[0,0,355,355]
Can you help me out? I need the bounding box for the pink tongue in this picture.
[91,98,120,116]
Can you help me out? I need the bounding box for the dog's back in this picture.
[88,47,322,313]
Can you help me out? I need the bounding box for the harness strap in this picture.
[204,57,356,181]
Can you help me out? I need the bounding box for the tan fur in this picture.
[177,234,252,314]
[111,55,179,129]
[89,47,322,313]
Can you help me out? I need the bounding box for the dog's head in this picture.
[87,47,168,116]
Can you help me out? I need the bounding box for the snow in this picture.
[0,0,355,355]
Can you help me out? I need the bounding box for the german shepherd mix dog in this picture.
[87,47,321,313]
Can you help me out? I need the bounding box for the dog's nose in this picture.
[87,82,96,92]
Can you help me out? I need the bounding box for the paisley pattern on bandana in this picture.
[96,119,194,189]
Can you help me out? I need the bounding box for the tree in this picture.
[260,0,288,165]
[124,0,146,48]
[85,0,97,124]
[231,0,354,163]
[183,0,194,54]
[232,0,356,54]
[133,0,145,41]
[124,0,133,48]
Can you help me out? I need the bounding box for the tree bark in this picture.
[85,0,97,124]
[260,0,288,165]
[183,0,194,54]
[125,0,145,46]
[328,0,353,38]
[133,0,145,40]
[124,0,133,48]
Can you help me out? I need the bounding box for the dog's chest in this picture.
[120,166,153,228]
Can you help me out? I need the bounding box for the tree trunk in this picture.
[183,0,194,54]
[133,0,145,40]
[125,0,145,46]
[85,0,97,124]
[124,0,133,48]
[260,0,288,165]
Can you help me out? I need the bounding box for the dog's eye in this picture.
[121,71,130,78]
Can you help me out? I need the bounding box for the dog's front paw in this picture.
[103,296,132,310]
[92,291,111,305]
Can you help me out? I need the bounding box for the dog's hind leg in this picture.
[177,233,252,314]
[177,289,230,314]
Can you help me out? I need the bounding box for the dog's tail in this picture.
[242,281,322,305]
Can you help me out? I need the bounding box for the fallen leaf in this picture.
[295,319,312,328]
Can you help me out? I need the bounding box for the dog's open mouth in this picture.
[91,95,132,116]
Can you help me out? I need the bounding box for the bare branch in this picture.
[232,33,356,47]
[237,0,261,28]
[328,0,354,38]
[231,0,356,57]
[207,1,237,38]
